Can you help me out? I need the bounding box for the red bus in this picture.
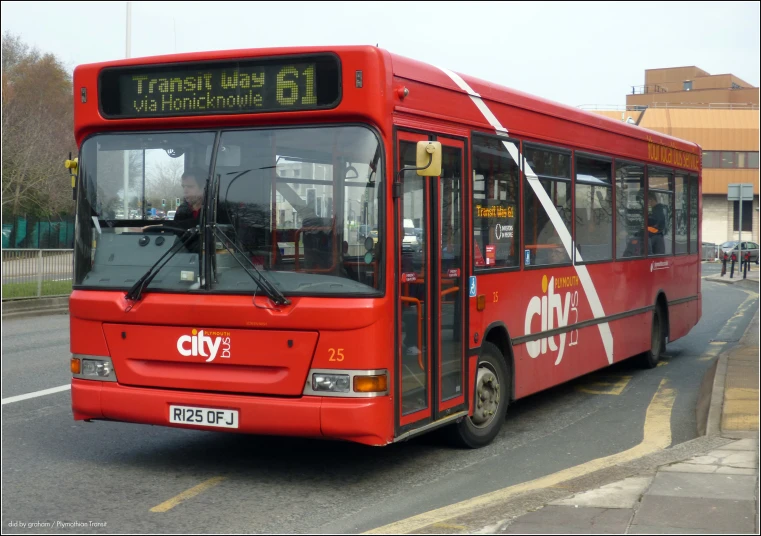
[68,46,701,448]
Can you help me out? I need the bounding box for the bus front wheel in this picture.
[447,342,509,448]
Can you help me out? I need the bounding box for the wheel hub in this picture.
[471,365,500,427]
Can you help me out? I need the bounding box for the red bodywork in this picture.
[70,46,701,445]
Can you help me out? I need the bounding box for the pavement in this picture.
[705,261,760,287]
[1,296,69,320]
[462,302,760,535]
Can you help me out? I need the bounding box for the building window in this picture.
[749,153,760,168]
[674,174,688,254]
[702,152,714,168]
[733,200,753,232]
[683,80,692,91]
[721,152,736,168]
[472,134,520,269]
[647,166,673,256]
[615,161,645,259]
[524,144,571,267]
[574,154,612,262]
[701,151,759,169]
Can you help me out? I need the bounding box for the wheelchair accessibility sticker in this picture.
[469,276,477,297]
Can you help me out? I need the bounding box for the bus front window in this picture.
[74,132,216,291]
[212,125,383,296]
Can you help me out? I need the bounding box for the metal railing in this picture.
[578,103,759,112]
[648,102,759,110]
[1,249,73,300]
[631,84,668,95]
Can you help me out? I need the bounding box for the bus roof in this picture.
[385,51,700,154]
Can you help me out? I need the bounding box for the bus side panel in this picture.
[610,313,651,362]
[667,301,696,343]
[471,258,700,401]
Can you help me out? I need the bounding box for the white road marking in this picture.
[2,384,71,405]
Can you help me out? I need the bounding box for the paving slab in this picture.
[628,524,737,534]
[501,506,632,534]
[659,463,719,474]
[549,476,653,509]
[631,495,755,532]
[646,472,757,500]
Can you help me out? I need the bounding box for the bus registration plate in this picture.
[169,405,239,429]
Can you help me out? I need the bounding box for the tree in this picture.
[2,32,76,218]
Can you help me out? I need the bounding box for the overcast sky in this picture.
[2,1,759,108]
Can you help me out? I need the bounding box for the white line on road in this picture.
[2,384,71,405]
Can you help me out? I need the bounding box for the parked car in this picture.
[719,240,759,263]
[166,210,176,220]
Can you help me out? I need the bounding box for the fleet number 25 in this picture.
[328,348,345,361]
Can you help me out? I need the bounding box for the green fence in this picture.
[2,216,75,249]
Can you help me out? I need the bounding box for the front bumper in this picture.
[71,379,394,446]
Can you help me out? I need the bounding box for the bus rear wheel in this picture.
[639,306,665,369]
[446,342,509,448]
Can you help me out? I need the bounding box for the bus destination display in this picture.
[99,56,341,118]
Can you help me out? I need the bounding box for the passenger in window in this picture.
[528,151,544,176]
[647,192,667,254]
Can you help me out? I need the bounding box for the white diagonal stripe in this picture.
[439,67,614,364]
[438,67,508,136]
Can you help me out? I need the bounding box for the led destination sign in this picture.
[99,55,341,118]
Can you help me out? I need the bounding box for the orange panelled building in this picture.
[592,66,759,246]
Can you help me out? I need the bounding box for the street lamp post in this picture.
[123,1,132,219]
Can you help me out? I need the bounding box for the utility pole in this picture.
[123,1,132,218]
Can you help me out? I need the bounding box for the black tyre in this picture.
[446,342,509,448]
[639,306,665,369]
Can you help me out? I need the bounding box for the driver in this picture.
[141,168,206,256]
[173,168,206,229]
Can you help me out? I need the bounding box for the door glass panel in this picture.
[440,146,463,401]
[400,140,427,415]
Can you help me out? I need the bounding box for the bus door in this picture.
[396,131,468,434]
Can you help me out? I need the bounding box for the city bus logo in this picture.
[524,275,579,365]
[176,329,231,362]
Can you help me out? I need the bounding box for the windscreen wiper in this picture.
[125,227,199,306]
[212,225,290,306]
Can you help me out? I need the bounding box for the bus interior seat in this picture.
[301,216,334,270]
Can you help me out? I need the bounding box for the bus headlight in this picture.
[312,373,350,393]
[71,355,117,382]
[304,369,389,397]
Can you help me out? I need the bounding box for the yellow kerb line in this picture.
[150,477,227,513]
[363,378,675,534]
